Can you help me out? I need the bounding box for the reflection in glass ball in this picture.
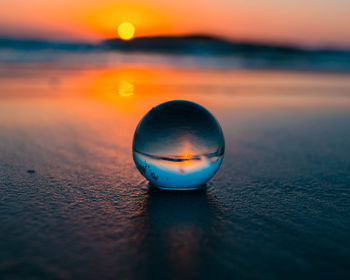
[132,100,225,190]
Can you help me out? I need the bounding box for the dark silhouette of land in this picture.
[1,34,349,54]
[1,35,350,71]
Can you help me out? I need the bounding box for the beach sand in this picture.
[1,63,350,279]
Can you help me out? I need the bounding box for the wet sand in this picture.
[1,63,350,279]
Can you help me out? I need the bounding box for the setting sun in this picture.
[118,22,135,40]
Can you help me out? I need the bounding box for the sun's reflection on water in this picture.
[118,80,134,97]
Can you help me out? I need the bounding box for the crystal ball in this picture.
[132,100,225,190]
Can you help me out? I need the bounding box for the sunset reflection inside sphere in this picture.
[132,100,225,190]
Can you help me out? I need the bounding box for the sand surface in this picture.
[1,63,350,279]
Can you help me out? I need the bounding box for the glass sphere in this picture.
[132,100,225,190]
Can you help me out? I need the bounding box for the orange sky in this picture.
[0,0,349,47]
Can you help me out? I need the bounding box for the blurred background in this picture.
[1,1,350,280]
[1,0,350,69]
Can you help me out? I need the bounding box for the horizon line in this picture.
[1,33,350,51]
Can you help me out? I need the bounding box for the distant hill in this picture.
[101,35,350,56]
[1,35,348,55]
[102,35,305,55]
[102,35,350,72]
[1,35,350,71]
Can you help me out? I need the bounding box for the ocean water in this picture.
[1,46,350,72]
[0,51,350,279]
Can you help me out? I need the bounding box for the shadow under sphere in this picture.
[132,186,223,280]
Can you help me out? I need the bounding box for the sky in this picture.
[0,0,349,47]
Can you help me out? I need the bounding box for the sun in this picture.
[118,22,135,40]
